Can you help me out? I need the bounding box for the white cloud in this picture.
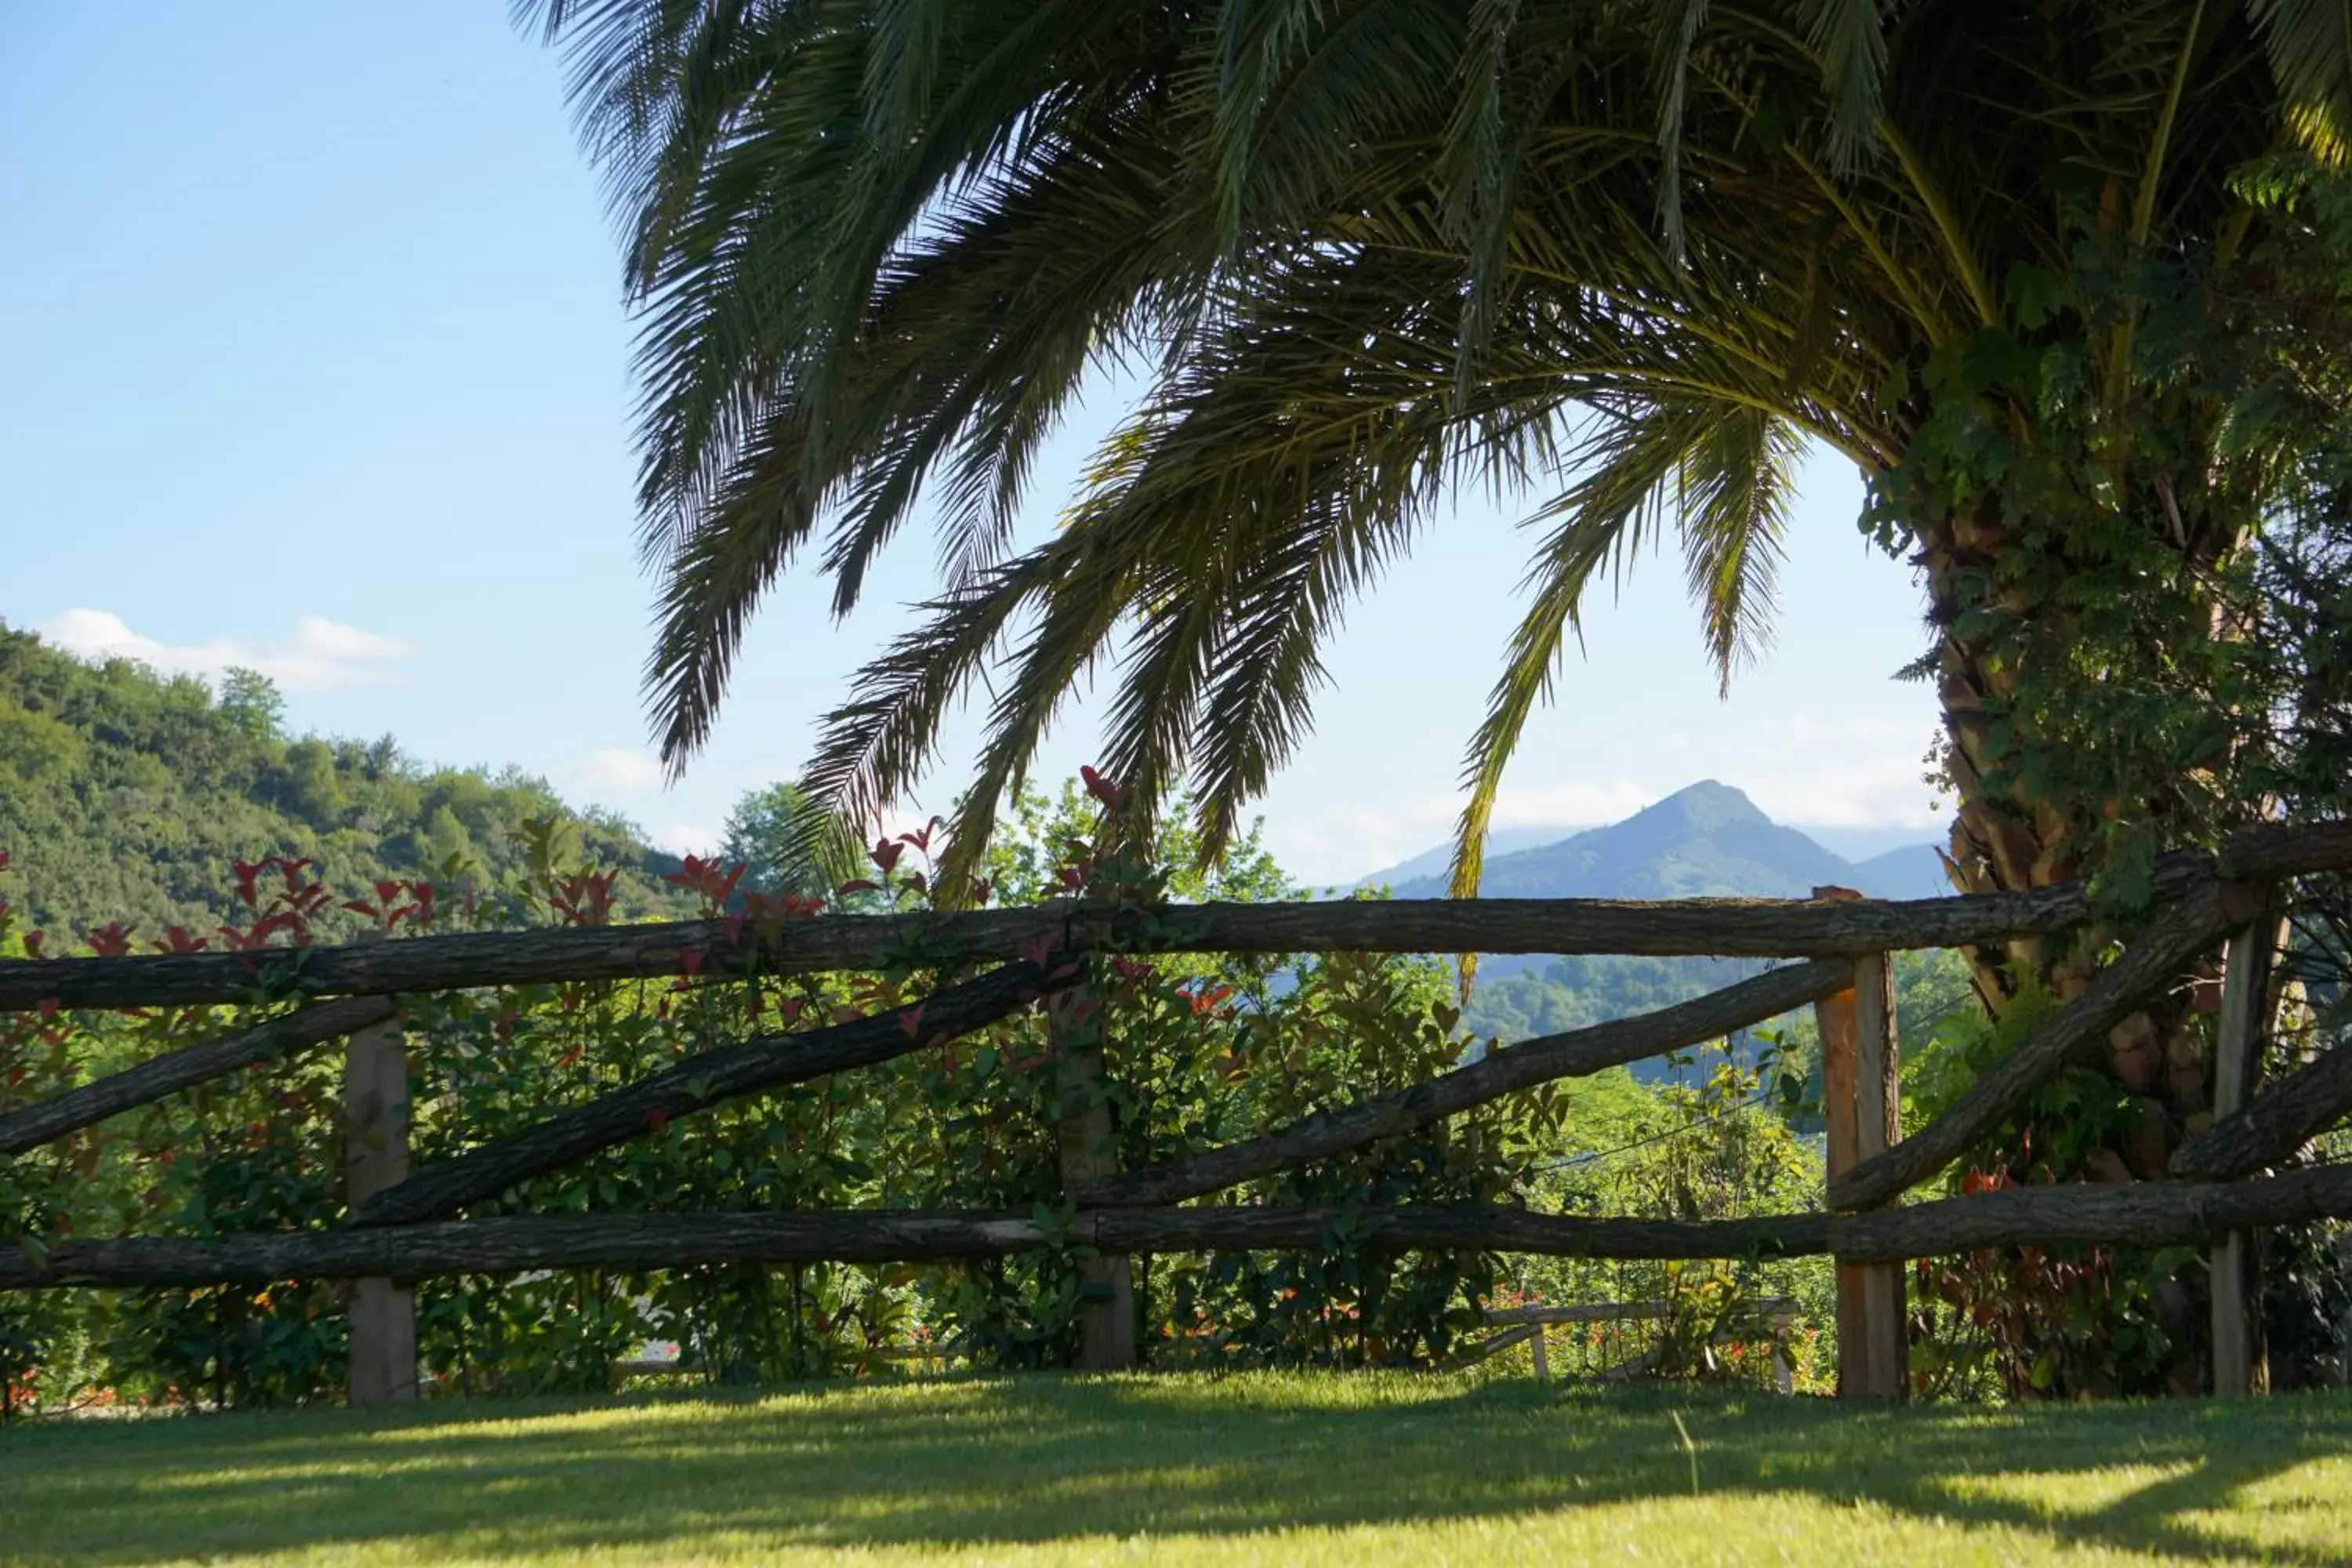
[1720,713,1949,829]
[35,608,410,693]
[649,822,722,858]
[579,747,666,796]
[1265,782,1650,881]
[1487,780,1655,829]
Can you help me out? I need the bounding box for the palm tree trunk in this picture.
[1915,505,2245,1395]
[1920,510,2220,1153]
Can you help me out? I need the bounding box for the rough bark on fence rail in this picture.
[11,820,2350,1013]
[10,1166,2352,1288]
[348,960,1072,1227]
[2171,1039,2352,1181]
[0,1207,1828,1286]
[1080,960,1849,1207]
[0,996,398,1157]
[1828,880,2253,1210]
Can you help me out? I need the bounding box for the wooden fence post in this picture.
[1815,886,1905,1399]
[1051,975,1134,1370]
[2211,910,2280,1397]
[344,1009,416,1405]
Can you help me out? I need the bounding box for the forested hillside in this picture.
[0,622,698,939]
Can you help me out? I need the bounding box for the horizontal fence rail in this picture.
[1081,960,1851,1207]
[2171,1036,2352,1181]
[349,959,1077,1227]
[5,819,2347,1014]
[7,1164,2352,1289]
[0,995,399,1157]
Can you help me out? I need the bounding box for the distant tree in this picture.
[720,782,855,898]
[0,702,85,785]
[418,804,473,871]
[276,739,345,822]
[362,734,405,780]
[216,668,284,742]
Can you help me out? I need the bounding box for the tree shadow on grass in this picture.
[2,1377,2347,1565]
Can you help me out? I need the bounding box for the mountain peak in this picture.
[1386,779,1844,902]
[1632,779,1769,831]
[1363,780,1946,904]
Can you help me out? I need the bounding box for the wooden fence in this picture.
[3,817,2350,1406]
[1466,1298,1806,1390]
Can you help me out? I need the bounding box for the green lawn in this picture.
[3,1375,2348,1566]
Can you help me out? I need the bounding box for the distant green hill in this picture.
[1381,780,1943,901]
[1365,782,1965,1056]
[0,622,699,943]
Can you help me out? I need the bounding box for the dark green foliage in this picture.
[1465,956,1771,1051]
[0,622,699,940]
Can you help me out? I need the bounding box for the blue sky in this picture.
[0,2,1947,887]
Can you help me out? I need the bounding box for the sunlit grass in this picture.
[3,1374,2347,1565]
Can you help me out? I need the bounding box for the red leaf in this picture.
[85,922,136,959]
[897,1003,927,1040]
[151,925,209,956]
[1079,765,1130,808]
[644,1108,671,1131]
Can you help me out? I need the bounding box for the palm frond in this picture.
[1676,405,1801,689]
[524,0,2328,881]
[1797,0,1887,172]
[1450,397,1722,902]
[2251,0,2352,162]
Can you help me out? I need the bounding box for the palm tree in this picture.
[524,3,2350,1179]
